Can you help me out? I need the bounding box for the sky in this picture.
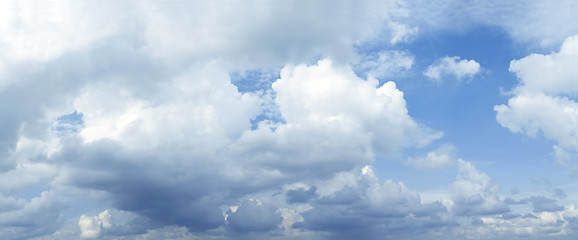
[1,0,578,239]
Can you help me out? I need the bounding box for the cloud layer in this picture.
[0,0,578,239]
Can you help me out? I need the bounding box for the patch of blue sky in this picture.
[230,69,285,130]
[365,25,563,193]
[229,69,280,93]
[53,111,84,136]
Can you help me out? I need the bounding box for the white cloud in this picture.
[37,57,441,239]
[78,216,100,238]
[406,144,457,169]
[273,59,441,153]
[389,22,419,45]
[452,160,509,216]
[72,62,261,151]
[424,56,481,81]
[78,210,112,238]
[405,0,578,48]
[0,0,123,62]
[229,59,441,181]
[137,0,405,66]
[508,35,578,95]
[6,0,577,239]
[354,50,414,80]
[495,35,578,166]
[495,93,578,145]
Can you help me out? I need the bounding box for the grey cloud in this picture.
[6,1,575,240]
[522,213,539,219]
[452,193,509,216]
[553,188,567,199]
[505,195,565,213]
[504,197,526,205]
[286,186,317,204]
[296,211,455,240]
[527,196,565,213]
[0,192,64,240]
[226,199,283,232]
[54,141,226,232]
[451,160,509,216]
[293,168,451,237]
[501,213,521,219]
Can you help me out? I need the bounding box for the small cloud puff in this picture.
[406,144,457,169]
[79,210,112,238]
[424,56,481,81]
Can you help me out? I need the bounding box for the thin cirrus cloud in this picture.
[0,0,578,239]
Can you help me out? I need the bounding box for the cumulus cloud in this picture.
[508,35,578,95]
[230,59,441,180]
[226,199,283,232]
[475,206,578,238]
[2,0,576,239]
[27,53,439,239]
[424,56,481,81]
[294,166,450,238]
[0,191,64,240]
[406,144,457,169]
[495,35,578,167]
[79,210,112,238]
[452,160,509,216]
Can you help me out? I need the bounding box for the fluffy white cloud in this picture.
[495,93,578,148]
[4,0,576,239]
[424,56,481,81]
[36,57,441,239]
[272,59,440,153]
[78,210,112,238]
[73,62,261,150]
[0,0,122,62]
[229,59,441,182]
[508,35,578,95]
[452,160,509,216]
[406,144,457,169]
[495,35,578,166]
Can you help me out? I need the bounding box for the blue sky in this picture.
[1,1,578,239]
